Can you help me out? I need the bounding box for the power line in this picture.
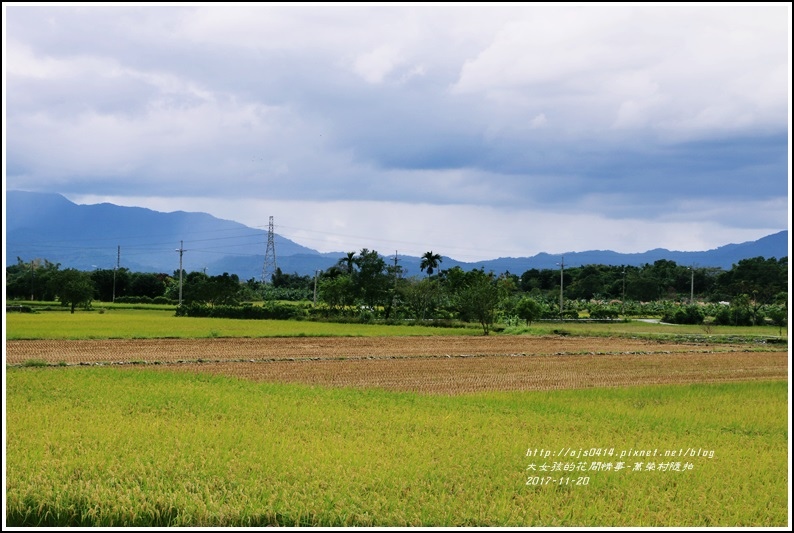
[13,228,266,250]
[9,216,543,268]
[273,223,524,258]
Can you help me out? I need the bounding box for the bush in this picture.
[714,306,753,326]
[662,305,705,325]
[114,296,152,304]
[589,306,619,320]
[175,303,309,320]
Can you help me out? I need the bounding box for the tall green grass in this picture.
[6,368,788,526]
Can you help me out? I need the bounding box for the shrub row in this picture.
[175,303,309,320]
[114,296,175,305]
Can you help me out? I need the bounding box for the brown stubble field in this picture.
[6,336,787,394]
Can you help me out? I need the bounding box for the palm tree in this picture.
[338,251,357,274]
[420,251,442,276]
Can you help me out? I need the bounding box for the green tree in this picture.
[455,269,500,335]
[420,251,443,276]
[519,268,558,293]
[206,273,242,305]
[516,296,543,326]
[766,305,787,336]
[626,269,660,302]
[318,274,355,315]
[91,267,131,302]
[713,257,788,303]
[438,266,468,294]
[271,268,312,291]
[715,294,753,326]
[6,258,61,301]
[239,278,262,302]
[568,265,605,300]
[645,259,680,300]
[400,277,442,320]
[353,248,389,310]
[130,272,167,298]
[51,268,95,313]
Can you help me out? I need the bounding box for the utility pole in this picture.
[558,256,564,320]
[176,241,186,306]
[113,245,120,303]
[690,267,695,305]
[393,251,399,288]
[621,268,626,317]
[392,251,400,310]
[262,216,277,284]
[30,260,36,301]
[313,269,321,307]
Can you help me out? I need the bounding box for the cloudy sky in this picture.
[3,4,791,262]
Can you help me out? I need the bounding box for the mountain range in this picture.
[4,190,789,279]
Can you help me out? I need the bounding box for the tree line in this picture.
[5,252,788,333]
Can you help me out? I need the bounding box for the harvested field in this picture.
[3,335,776,363]
[6,335,787,394]
[154,352,787,394]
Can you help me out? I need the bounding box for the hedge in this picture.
[174,302,309,320]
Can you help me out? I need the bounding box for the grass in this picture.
[503,321,786,343]
[5,309,480,340]
[19,359,49,368]
[9,300,177,312]
[5,368,787,526]
[5,307,786,342]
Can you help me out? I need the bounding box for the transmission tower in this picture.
[262,216,277,283]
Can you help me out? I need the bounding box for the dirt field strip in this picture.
[4,335,775,365]
[6,336,786,394]
[148,351,787,394]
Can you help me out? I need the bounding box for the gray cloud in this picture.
[4,4,789,260]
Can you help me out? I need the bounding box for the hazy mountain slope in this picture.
[5,190,788,278]
[6,190,317,274]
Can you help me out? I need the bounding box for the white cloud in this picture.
[353,45,404,84]
[451,5,789,138]
[529,113,547,129]
[5,39,71,79]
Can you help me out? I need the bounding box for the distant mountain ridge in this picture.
[4,190,789,278]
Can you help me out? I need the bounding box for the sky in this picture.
[3,3,792,262]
